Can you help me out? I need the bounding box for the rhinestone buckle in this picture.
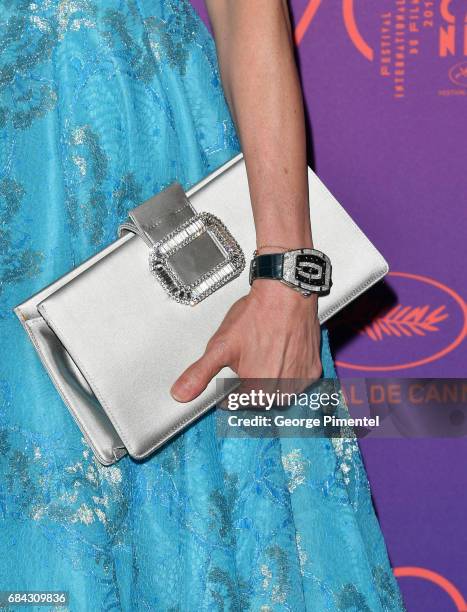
[149,213,245,306]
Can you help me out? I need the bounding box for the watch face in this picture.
[295,254,327,287]
[281,249,332,295]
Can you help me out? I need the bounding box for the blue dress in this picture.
[0,1,405,610]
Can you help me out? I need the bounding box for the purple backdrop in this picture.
[191,1,467,610]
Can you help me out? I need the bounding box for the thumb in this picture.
[170,339,229,403]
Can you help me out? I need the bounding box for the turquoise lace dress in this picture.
[0,1,405,610]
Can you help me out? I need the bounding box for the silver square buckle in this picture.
[149,213,245,306]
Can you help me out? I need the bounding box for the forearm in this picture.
[205,0,312,250]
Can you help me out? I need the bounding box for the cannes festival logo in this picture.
[361,303,448,342]
[395,567,467,612]
[295,0,374,60]
[449,60,467,86]
[333,272,467,372]
[439,0,467,57]
[295,0,467,60]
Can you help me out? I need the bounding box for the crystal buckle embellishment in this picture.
[149,213,245,306]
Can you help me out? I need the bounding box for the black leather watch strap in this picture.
[249,248,332,296]
[249,253,284,282]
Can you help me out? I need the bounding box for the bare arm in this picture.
[205,0,312,250]
[171,0,321,401]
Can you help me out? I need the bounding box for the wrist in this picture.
[255,239,313,255]
[250,278,318,311]
[255,239,313,256]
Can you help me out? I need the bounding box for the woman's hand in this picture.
[170,280,322,403]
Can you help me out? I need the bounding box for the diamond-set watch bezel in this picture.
[282,248,332,296]
[149,212,245,306]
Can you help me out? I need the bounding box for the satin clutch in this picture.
[15,154,388,465]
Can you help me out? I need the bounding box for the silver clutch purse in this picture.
[15,154,388,465]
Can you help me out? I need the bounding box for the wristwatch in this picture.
[249,248,332,297]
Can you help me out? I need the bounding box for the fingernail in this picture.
[171,380,190,402]
[170,385,183,402]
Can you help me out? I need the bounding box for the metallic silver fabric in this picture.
[14,154,389,465]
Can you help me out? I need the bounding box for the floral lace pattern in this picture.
[0,1,404,610]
